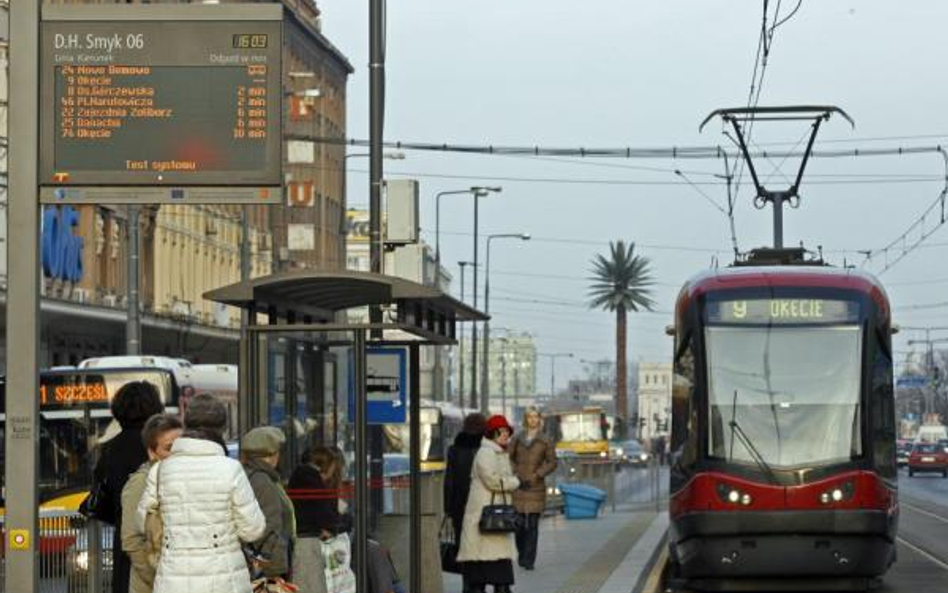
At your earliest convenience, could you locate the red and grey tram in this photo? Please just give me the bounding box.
[668,260,898,589]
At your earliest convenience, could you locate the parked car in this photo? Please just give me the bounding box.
[908,442,948,477]
[611,440,650,467]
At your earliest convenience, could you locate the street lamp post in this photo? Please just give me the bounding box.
[342,152,405,268]
[435,189,477,286]
[468,186,502,411]
[457,260,475,407]
[539,352,574,400]
[482,233,530,414]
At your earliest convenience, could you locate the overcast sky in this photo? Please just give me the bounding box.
[320,0,948,389]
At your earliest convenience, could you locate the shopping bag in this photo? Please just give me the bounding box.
[440,516,461,573]
[321,533,357,593]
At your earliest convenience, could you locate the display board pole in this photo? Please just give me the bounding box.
[409,344,422,593]
[4,1,41,592]
[127,205,141,355]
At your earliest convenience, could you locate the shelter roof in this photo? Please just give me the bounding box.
[203,269,486,324]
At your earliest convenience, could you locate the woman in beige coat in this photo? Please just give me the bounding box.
[508,407,557,570]
[456,415,521,593]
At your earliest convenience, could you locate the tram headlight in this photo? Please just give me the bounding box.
[717,483,753,506]
[819,481,855,505]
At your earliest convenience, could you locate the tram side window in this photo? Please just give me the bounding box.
[870,331,896,478]
[671,336,697,466]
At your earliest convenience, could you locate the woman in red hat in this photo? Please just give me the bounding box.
[456,415,521,593]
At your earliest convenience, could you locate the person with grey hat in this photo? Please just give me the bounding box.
[241,426,296,582]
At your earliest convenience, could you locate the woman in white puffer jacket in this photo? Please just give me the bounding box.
[137,427,266,593]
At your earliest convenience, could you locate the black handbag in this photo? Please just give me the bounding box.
[79,477,116,525]
[440,517,461,573]
[478,480,519,534]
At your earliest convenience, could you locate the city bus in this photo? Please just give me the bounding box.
[80,356,240,441]
[0,367,180,513]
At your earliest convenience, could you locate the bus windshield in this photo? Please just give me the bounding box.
[559,412,604,443]
[706,325,863,469]
[1,368,178,507]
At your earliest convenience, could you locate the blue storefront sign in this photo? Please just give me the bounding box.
[41,205,84,283]
[348,347,408,424]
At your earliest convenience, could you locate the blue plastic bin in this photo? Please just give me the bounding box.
[559,483,606,519]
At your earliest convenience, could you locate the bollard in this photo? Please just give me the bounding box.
[653,458,661,513]
[610,461,617,512]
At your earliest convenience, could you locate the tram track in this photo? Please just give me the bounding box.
[896,499,948,570]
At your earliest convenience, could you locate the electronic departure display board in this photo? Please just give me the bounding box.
[39,5,283,204]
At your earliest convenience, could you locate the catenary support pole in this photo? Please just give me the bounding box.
[5,0,40,591]
[471,197,479,411]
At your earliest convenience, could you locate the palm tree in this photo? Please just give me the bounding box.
[588,241,655,439]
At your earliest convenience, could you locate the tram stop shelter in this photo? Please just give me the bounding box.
[204,269,486,593]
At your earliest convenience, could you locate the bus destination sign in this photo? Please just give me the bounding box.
[707,299,859,325]
[39,5,283,204]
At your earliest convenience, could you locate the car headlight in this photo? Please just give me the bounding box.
[614,448,623,456]
[554,487,561,495]
[639,453,648,461]
[599,451,608,458]
[75,550,89,572]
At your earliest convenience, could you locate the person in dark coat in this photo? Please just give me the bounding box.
[288,446,345,593]
[443,413,487,593]
[92,381,165,593]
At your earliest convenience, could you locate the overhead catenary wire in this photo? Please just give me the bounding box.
[424,228,730,254]
[321,136,948,162]
[862,147,948,275]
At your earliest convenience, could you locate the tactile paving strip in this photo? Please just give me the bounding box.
[552,513,655,593]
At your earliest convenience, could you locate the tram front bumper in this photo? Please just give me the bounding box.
[671,510,897,579]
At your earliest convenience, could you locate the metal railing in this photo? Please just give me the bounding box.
[1,512,113,593]
[554,456,668,513]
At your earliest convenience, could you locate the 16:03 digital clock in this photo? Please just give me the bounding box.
[233,34,268,49]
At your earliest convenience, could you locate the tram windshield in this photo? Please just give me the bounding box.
[706,325,863,469]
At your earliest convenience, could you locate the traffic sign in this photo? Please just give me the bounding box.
[896,375,929,388]
[38,4,283,203]
[348,347,409,424]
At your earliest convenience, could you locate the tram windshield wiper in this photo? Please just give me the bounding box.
[728,390,779,485]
